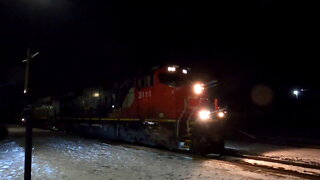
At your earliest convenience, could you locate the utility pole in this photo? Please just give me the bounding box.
[23,48,39,180]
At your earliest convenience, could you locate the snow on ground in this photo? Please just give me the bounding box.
[1,127,303,180]
[225,140,320,166]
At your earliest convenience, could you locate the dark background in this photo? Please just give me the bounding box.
[1,1,319,139]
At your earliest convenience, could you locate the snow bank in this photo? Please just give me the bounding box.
[1,128,302,180]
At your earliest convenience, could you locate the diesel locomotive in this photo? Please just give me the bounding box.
[29,65,227,154]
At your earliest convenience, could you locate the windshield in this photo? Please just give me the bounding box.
[158,73,190,87]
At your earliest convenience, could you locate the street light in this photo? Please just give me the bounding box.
[292,89,300,99]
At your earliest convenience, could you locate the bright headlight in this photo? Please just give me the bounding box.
[198,110,211,121]
[168,66,176,72]
[193,83,204,95]
[217,112,225,118]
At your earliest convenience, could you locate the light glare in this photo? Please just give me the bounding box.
[199,110,211,121]
[193,83,204,95]
[292,89,300,98]
[168,66,176,72]
[182,69,187,74]
[218,112,225,118]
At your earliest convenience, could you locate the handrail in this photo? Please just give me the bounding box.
[176,98,187,138]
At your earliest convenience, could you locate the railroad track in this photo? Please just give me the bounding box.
[213,148,320,179]
[99,137,320,179]
[117,141,320,179]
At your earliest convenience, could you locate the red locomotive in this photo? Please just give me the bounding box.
[31,65,227,154]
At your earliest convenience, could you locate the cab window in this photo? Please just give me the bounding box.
[136,75,153,89]
[158,73,189,87]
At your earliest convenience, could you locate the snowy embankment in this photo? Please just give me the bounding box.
[1,127,302,180]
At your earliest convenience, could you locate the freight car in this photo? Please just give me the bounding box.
[29,65,227,154]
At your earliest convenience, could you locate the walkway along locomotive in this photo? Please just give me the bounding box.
[30,65,227,154]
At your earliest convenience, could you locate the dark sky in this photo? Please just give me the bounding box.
[1,0,320,133]
[0,1,318,101]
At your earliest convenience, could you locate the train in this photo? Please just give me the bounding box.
[27,65,227,154]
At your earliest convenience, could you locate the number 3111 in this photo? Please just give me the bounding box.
[138,91,151,99]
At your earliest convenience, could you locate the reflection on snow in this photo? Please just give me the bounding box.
[0,141,58,180]
[1,129,303,180]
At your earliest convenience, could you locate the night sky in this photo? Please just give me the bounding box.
[0,1,319,134]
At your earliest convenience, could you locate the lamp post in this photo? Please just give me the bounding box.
[22,48,39,180]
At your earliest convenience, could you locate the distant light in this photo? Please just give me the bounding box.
[23,89,27,94]
[93,92,100,97]
[22,118,25,122]
[292,89,300,98]
[182,69,187,74]
[168,66,176,72]
[112,105,114,108]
